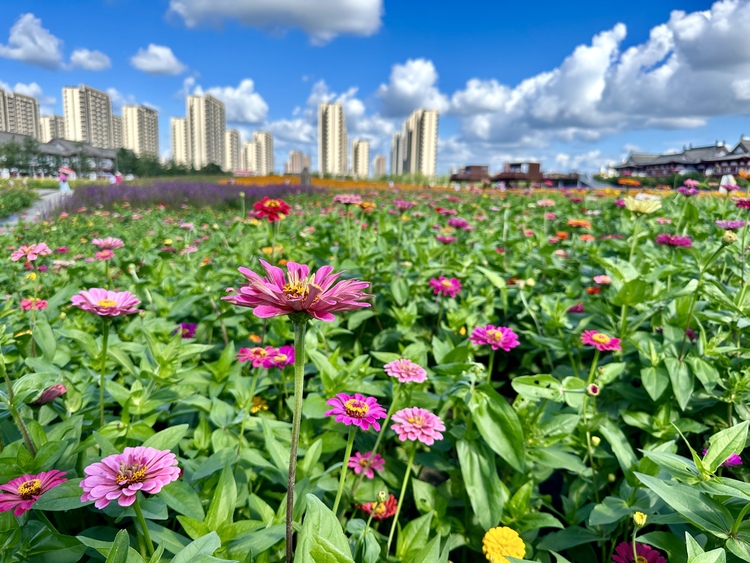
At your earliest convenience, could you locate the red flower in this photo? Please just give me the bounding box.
[358,494,398,520]
[253,197,290,222]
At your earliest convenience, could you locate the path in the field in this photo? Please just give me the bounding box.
[0,189,68,230]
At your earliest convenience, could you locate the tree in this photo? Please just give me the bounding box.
[20,137,40,176]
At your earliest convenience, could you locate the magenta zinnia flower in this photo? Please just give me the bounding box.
[677,186,699,197]
[429,276,462,298]
[702,448,742,467]
[736,199,750,209]
[333,194,363,205]
[325,393,387,431]
[91,237,124,250]
[237,346,277,368]
[716,220,746,230]
[223,260,370,322]
[95,250,115,261]
[33,384,67,404]
[71,288,140,317]
[0,470,67,516]
[470,325,520,352]
[80,446,180,509]
[567,302,585,314]
[384,359,428,384]
[435,235,457,245]
[391,407,446,445]
[447,217,471,230]
[11,243,52,262]
[581,330,622,352]
[264,345,295,368]
[612,542,665,563]
[655,233,692,247]
[348,451,385,479]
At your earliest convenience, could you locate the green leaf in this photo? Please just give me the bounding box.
[457,439,507,530]
[686,357,721,392]
[725,538,750,561]
[204,465,237,531]
[33,318,57,362]
[611,279,651,306]
[641,366,669,401]
[160,480,205,520]
[409,535,445,563]
[664,358,693,411]
[511,375,565,402]
[703,421,749,473]
[396,512,433,561]
[171,532,222,563]
[142,424,189,451]
[468,384,525,471]
[295,494,354,563]
[599,420,638,479]
[537,526,600,551]
[34,478,89,511]
[105,529,131,563]
[477,266,507,290]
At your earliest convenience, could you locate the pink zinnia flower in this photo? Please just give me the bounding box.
[180,246,198,255]
[447,217,471,230]
[470,325,520,352]
[537,199,555,207]
[33,384,67,404]
[614,199,625,208]
[736,199,750,209]
[359,494,398,520]
[581,330,621,352]
[333,194,363,205]
[544,212,557,220]
[384,359,427,384]
[593,275,611,285]
[684,178,700,188]
[223,260,370,322]
[348,451,385,479]
[656,217,672,225]
[237,346,277,368]
[324,393,387,431]
[264,345,295,368]
[436,235,457,245]
[95,250,114,261]
[391,407,445,446]
[10,243,52,262]
[0,470,67,516]
[567,302,585,314]
[91,237,124,250]
[80,447,180,509]
[702,448,742,467]
[20,298,47,311]
[429,276,461,298]
[393,199,415,211]
[71,288,140,317]
[612,542,665,563]
[655,233,692,247]
[55,247,68,253]
[716,220,746,230]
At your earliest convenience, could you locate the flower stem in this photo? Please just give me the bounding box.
[35,510,58,534]
[387,446,417,554]
[0,351,36,456]
[631,526,639,563]
[133,495,154,557]
[286,319,307,563]
[582,349,600,503]
[99,319,110,427]
[355,503,378,559]
[237,368,261,455]
[487,349,496,379]
[332,426,356,516]
[629,216,641,262]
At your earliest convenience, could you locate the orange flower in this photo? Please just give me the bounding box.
[567,219,591,229]
[579,234,595,241]
[277,258,288,266]
[587,287,601,295]
[618,177,641,186]
[249,334,262,343]
[556,231,569,240]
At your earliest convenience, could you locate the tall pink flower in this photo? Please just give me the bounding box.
[72,288,140,317]
[384,359,427,384]
[20,298,47,311]
[91,237,125,250]
[593,275,611,285]
[429,276,461,298]
[11,243,52,262]
[325,393,387,431]
[348,451,385,479]
[470,325,520,352]
[333,194,363,205]
[581,330,621,352]
[95,250,115,261]
[237,346,277,368]
[436,235,457,245]
[391,407,445,445]
[80,446,180,509]
[265,345,295,368]
[223,260,371,322]
[33,384,67,405]
[0,470,67,516]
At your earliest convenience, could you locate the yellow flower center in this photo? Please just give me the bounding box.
[283,280,309,299]
[359,458,369,467]
[275,354,288,363]
[116,463,148,486]
[592,333,611,345]
[441,280,453,288]
[637,558,648,563]
[407,415,426,426]
[373,502,387,515]
[251,396,268,414]
[17,479,42,499]
[486,329,503,341]
[97,299,117,308]
[344,399,370,418]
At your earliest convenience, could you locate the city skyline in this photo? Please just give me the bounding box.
[1,1,749,173]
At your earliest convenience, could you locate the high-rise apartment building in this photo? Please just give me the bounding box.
[186,94,225,169]
[284,150,311,174]
[318,102,347,176]
[373,154,387,177]
[391,109,439,177]
[351,139,370,178]
[40,115,65,142]
[112,115,123,149]
[242,141,255,172]
[171,117,188,165]
[224,129,240,172]
[123,105,159,157]
[62,85,114,148]
[0,90,40,139]
[253,131,274,175]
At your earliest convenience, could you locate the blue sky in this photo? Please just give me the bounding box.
[1,0,749,173]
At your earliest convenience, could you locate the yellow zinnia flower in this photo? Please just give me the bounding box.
[624,197,662,215]
[482,526,525,563]
[251,396,269,414]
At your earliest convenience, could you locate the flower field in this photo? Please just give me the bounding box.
[2,183,750,562]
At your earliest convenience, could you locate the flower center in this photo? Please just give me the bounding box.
[637,557,648,563]
[17,479,42,499]
[97,299,117,308]
[441,280,453,288]
[344,399,370,418]
[266,200,280,209]
[486,329,503,341]
[374,502,387,514]
[252,347,267,357]
[116,462,148,486]
[275,354,287,363]
[592,333,611,344]
[407,415,426,426]
[359,458,369,467]
[283,280,309,299]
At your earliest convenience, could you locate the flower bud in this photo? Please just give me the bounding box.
[377,490,388,503]
[723,231,738,245]
[587,383,601,396]
[633,511,647,527]
[239,192,245,198]
[591,436,601,447]
[33,384,67,405]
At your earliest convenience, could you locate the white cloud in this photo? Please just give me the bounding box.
[196,79,268,123]
[69,48,111,71]
[377,59,450,118]
[168,0,382,44]
[0,13,62,69]
[0,80,56,114]
[107,88,136,111]
[131,44,187,75]
[267,118,315,144]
